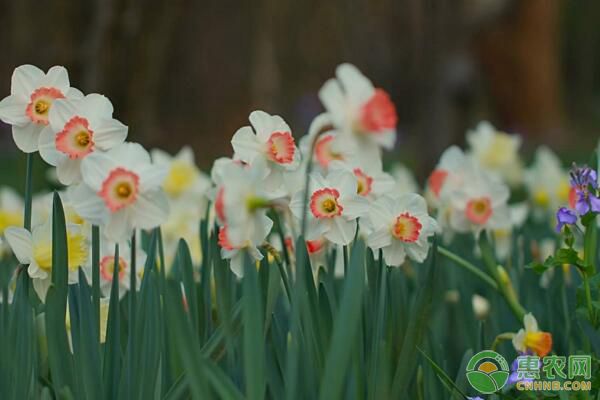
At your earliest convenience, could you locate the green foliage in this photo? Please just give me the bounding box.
[0,197,599,399]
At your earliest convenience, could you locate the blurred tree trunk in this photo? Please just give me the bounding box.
[474,0,564,144]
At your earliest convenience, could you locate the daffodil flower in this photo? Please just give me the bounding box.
[218,224,270,277]
[0,65,82,153]
[289,169,368,245]
[366,193,437,266]
[447,169,511,236]
[466,121,524,186]
[4,218,88,302]
[151,146,211,201]
[84,240,146,299]
[231,111,301,192]
[68,142,169,242]
[524,147,572,223]
[213,160,279,248]
[512,313,553,357]
[38,94,128,185]
[319,63,397,167]
[299,113,356,173]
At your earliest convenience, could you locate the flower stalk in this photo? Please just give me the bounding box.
[479,234,526,322]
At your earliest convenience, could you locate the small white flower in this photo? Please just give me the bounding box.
[214,160,279,248]
[68,142,169,242]
[466,121,523,186]
[289,169,368,245]
[0,65,81,153]
[492,202,528,261]
[447,169,511,236]
[366,193,437,267]
[299,113,356,173]
[426,146,473,207]
[472,294,490,320]
[0,188,23,258]
[38,94,128,185]
[218,223,271,277]
[524,146,572,222]
[4,218,88,302]
[318,63,397,166]
[84,239,146,299]
[512,313,552,357]
[231,111,300,191]
[151,146,211,202]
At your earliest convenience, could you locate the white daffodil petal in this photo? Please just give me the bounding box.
[0,95,28,126]
[130,191,169,230]
[56,159,83,185]
[4,227,33,264]
[12,123,41,153]
[11,64,44,96]
[38,126,62,166]
[93,119,128,150]
[231,126,263,163]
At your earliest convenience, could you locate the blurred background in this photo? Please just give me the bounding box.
[0,0,599,190]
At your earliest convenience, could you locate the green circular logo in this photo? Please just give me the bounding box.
[466,350,510,394]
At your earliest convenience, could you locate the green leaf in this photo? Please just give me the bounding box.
[176,239,199,334]
[318,240,366,400]
[391,239,438,397]
[164,280,243,400]
[243,255,266,400]
[45,192,75,394]
[418,348,468,399]
[103,244,121,400]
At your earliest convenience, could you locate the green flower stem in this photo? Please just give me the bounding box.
[91,225,101,334]
[478,234,526,322]
[300,123,334,239]
[437,246,498,291]
[491,332,515,352]
[583,216,597,325]
[23,153,34,232]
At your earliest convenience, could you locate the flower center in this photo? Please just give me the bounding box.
[465,197,493,225]
[358,89,397,134]
[314,134,344,168]
[100,255,127,281]
[533,190,550,207]
[524,331,553,357]
[310,188,343,218]
[266,131,295,164]
[0,211,23,235]
[33,232,87,272]
[55,116,95,159]
[25,87,65,125]
[99,168,140,212]
[35,100,50,115]
[391,212,422,242]
[353,168,373,196]
[164,161,198,197]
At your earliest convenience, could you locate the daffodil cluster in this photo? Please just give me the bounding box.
[0,65,173,301]
[210,64,438,274]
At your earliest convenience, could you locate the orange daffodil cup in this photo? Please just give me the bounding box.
[69,142,169,242]
[38,93,128,185]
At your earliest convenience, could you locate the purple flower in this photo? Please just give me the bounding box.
[556,207,577,232]
[468,397,484,400]
[570,165,598,190]
[574,191,600,215]
[507,354,539,386]
[569,165,600,215]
